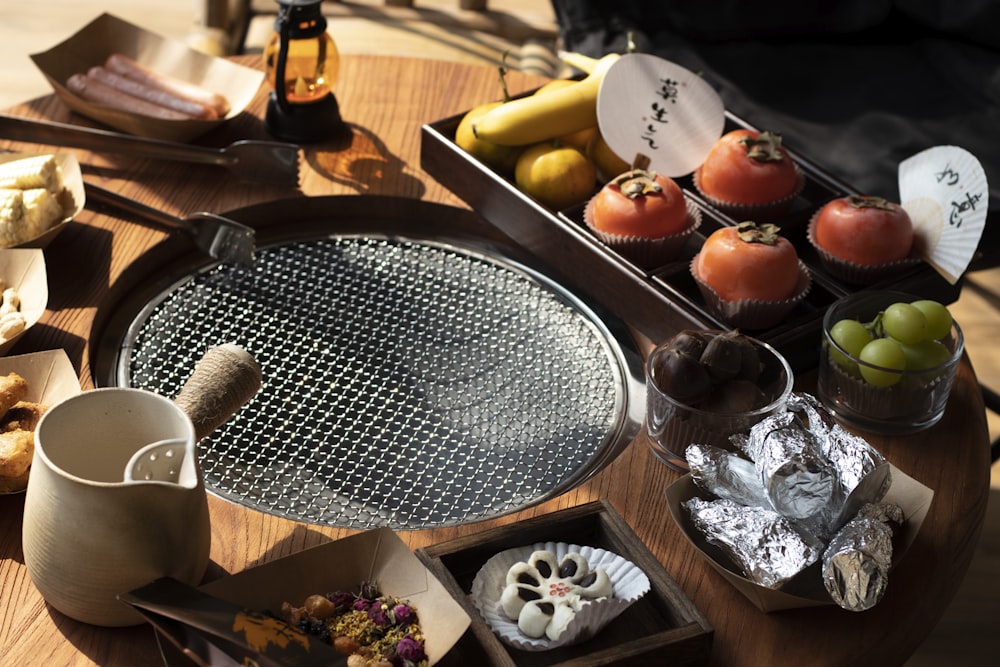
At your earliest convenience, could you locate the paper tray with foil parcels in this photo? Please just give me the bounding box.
[664,464,933,613]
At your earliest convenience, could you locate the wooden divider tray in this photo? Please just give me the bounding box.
[421,107,960,372]
[415,500,714,666]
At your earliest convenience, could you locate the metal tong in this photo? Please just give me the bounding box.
[84,182,255,266]
[0,113,300,188]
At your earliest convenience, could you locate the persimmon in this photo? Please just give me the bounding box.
[589,169,689,237]
[812,194,913,265]
[696,130,799,205]
[693,222,800,301]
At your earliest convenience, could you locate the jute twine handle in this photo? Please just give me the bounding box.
[173,344,262,442]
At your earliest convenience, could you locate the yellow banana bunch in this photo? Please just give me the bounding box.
[471,53,621,147]
[557,50,603,74]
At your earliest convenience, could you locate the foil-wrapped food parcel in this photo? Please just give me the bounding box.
[682,392,902,611]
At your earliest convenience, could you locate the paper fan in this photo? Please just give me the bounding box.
[596,53,725,178]
[898,145,989,284]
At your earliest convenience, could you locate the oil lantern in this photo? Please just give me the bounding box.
[264,0,345,142]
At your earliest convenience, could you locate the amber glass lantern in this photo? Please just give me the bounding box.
[264,0,345,142]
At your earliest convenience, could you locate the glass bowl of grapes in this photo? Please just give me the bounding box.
[817,290,964,434]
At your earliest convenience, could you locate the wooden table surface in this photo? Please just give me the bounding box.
[0,55,991,667]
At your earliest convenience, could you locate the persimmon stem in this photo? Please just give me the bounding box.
[735,221,783,244]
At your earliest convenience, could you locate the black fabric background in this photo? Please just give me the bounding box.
[550,0,1000,263]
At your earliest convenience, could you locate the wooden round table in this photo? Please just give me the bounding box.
[0,54,990,666]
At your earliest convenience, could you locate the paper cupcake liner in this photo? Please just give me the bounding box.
[584,196,701,269]
[693,164,805,224]
[471,541,650,651]
[806,213,923,285]
[826,356,947,421]
[690,257,812,330]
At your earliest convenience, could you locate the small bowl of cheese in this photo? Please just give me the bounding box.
[0,152,84,250]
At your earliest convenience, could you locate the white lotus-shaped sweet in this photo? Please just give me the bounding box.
[499,550,613,640]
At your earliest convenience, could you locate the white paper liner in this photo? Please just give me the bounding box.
[471,541,650,651]
[806,210,922,285]
[583,195,701,268]
[693,163,805,224]
[690,257,812,330]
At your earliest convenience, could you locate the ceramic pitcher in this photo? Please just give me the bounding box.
[22,387,209,626]
[21,344,262,627]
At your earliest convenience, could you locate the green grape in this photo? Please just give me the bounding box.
[827,318,870,373]
[910,299,953,340]
[881,302,928,344]
[858,338,906,387]
[829,318,871,356]
[901,339,952,380]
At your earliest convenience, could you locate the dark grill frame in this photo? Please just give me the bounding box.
[98,208,644,530]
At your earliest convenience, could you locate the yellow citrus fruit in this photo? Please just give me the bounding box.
[587,131,631,180]
[514,141,597,211]
[454,101,523,174]
[560,125,598,151]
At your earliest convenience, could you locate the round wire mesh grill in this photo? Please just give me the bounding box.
[116,235,639,530]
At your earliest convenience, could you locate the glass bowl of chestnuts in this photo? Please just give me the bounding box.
[644,329,794,471]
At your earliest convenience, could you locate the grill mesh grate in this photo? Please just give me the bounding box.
[120,236,635,529]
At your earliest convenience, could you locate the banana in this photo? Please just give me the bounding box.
[472,53,620,147]
[557,50,602,75]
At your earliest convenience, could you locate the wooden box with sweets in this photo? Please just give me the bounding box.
[420,53,977,373]
[415,499,714,666]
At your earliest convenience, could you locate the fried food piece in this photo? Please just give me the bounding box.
[0,429,33,479]
[0,399,45,493]
[0,373,28,415]
[2,401,46,432]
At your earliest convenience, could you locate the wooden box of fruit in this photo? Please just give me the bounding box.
[415,499,713,666]
[419,55,963,372]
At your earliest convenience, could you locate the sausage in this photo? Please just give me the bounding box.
[86,66,218,120]
[104,53,230,117]
[66,73,194,120]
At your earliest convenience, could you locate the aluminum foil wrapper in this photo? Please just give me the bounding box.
[789,393,888,497]
[789,393,892,532]
[740,412,836,521]
[822,502,903,611]
[685,443,770,508]
[684,496,825,589]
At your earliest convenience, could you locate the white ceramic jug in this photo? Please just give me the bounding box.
[22,344,261,627]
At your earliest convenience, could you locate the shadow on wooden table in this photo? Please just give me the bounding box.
[906,484,1000,666]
